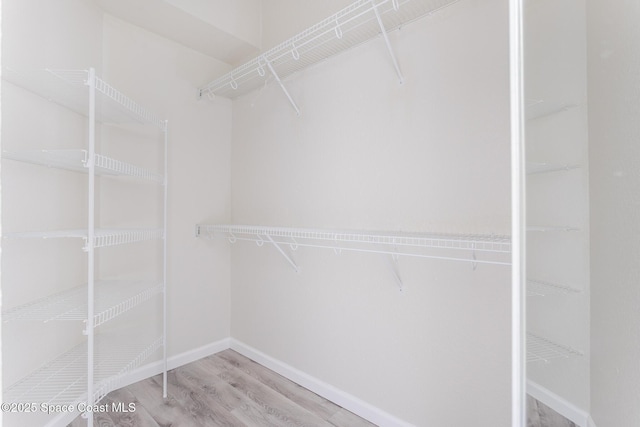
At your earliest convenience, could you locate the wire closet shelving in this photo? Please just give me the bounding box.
[526,279,580,297]
[2,280,164,326]
[2,67,168,427]
[2,149,165,183]
[196,224,512,266]
[4,228,165,251]
[526,333,583,364]
[4,334,164,406]
[198,0,462,114]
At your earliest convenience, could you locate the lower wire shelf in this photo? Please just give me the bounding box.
[2,280,163,327]
[527,279,581,297]
[527,332,583,364]
[3,334,163,406]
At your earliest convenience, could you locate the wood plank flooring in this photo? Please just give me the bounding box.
[67,349,578,427]
[526,395,577,427]
[68,350,377,427]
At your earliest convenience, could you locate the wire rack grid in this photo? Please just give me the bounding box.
[2,228,165,251]
[2,149,164,183]
[526,162,581,175]
[2,67,167,131]
[197,224,511,265]
[3,335,164,405]
[92,75,167,131]
[527,279,580,297]
[199,0,461,99]
[527,333,583,364]
[2,280,163,327]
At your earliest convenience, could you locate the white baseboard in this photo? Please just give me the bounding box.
[116,337,231,389]
[527,380,591,427]
[48,337,411,427]
[230,338,415,427]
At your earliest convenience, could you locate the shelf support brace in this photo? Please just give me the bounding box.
[265,58,302,117]
[372,1,404,84]
[266,235,300,273]
[387,253,403,291]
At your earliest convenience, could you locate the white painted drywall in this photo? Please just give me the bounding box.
[260,0,353,50]
[100,14,233,357]
[587,1,640,426]
[92,0,260,65]
[164,0,261,47]
[230,0,511,425]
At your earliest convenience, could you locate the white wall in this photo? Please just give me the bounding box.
[587,1,640,426]
[260,0,353,50]
[100,15,233,357]
[230,0,511,425]
[164,0,262,48]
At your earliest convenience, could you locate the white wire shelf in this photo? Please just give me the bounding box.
[199,0,461,99]
[2,67,167,131]
[196,224,511,266]
[3,334,163,405]
[2,280,163,326]
[3,228,164,250]
[527,225,581,232]
[2,149,164,184]
[527,333,583,364]
[526,162,580,175]
[526,99,578,121]
[527,279,581,297]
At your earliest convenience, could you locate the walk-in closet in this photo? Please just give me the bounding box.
[1,0,638,426]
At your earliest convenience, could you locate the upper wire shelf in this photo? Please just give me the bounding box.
[199,0,461,99]
[3,333,163,405]
[2,67,167,131]
[527,332,583,364]
[196,224,511,266]
[3,228,164,251]
[2,149,164,184]
[2,280,163,327]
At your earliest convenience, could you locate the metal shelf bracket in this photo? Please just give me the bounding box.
[265,57,302,117]
[266,234,300,273]
[387,253,403,291]
[372,0,404,85]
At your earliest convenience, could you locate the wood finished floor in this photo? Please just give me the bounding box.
[66,349,577,427]
[527,395,577,427]
[68,349,377,427]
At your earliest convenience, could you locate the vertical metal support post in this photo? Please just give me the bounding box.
[372,1,404,84]
[86,67,96,427]
[509,0,526,425]
[162,121,168,399]
[265,59,302,117]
